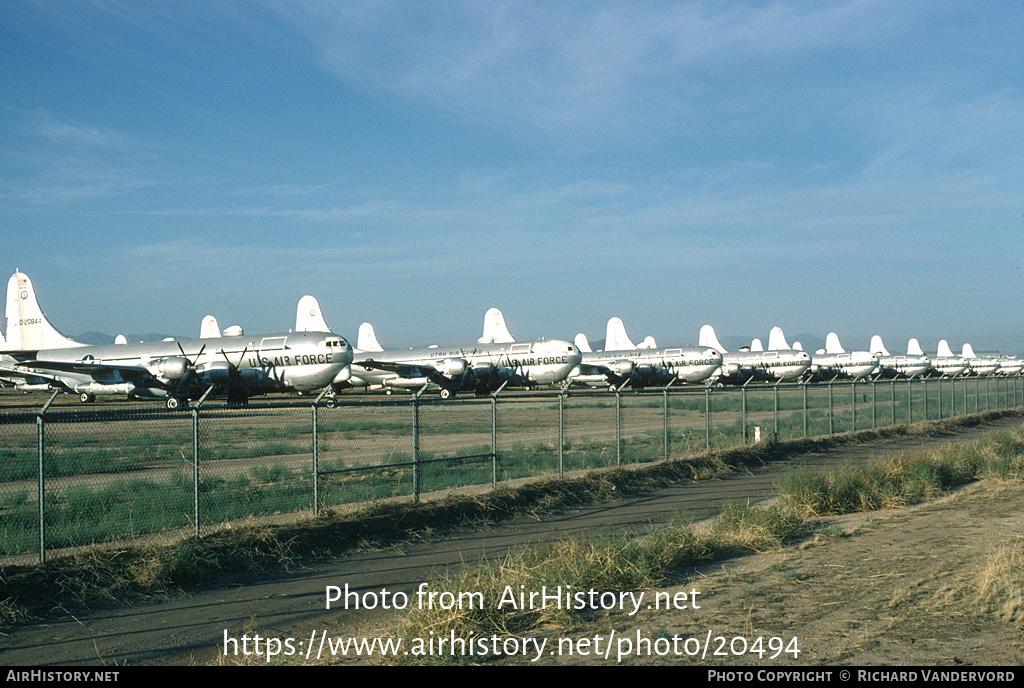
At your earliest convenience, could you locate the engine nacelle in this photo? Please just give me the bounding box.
[197,360,232,384]
[441,358,468,377]
[722,362,741,377]
[154,356,189,381]
[608,359,635,376]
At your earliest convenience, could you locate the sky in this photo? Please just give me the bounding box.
[2,1,1022,353]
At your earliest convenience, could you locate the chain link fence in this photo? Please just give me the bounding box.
[2,375,1022,563]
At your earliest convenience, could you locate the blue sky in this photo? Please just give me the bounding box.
[2,1,1021,353]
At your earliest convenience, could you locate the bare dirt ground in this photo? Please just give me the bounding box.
[1,412,1022,666]
[493,480,1024,666]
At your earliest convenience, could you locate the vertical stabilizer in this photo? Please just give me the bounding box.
[200,315,221,339]
[936,340,955,358]
[605,317,636,351]
[296,295,330,332]
[870,335,891,356]
[114,334,127,345]
[767,326,790,350]
[961,343,977,358]
[478,308,515,343]
[574,333,593,353]
[357,322,384,352]
[699,325,727,354]
[637,336,657,349]
[907,338,925,356]
[751,338,764,352]
[5,271,84,350]
[825,332,845,354]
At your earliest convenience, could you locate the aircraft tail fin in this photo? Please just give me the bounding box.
[357,322,384,352]
[751,338,764,352]
[637,335,657,349]
[937,339,955,358]
[825,332,845,354]
[4,271,85,350]
[574,333,593,353]
[870,335,891,357]
[962,343,977,358]
[767,326,789,350]
[200,315,221,339]
[605,317,636,351]
[699,325,727,354]
[907,338,925,356]
[478,308,515,343]
[296,295,330,332]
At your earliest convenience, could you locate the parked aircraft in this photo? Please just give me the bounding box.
[345,338,582,398]
[869,336,931,379]
[569,317,721,388]
[959,343,1001,377]
[785,331,878,381]
[930,340,970,378]
[0,271,353,407]
[339,310,581,398]
[699,325,811,384]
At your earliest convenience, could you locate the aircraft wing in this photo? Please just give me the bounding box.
[357,359,464,390]
[6,359,156,387]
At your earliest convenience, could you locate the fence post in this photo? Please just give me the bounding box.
[491,381,506,488]
[851,381,856,432]
[615,387,622,466]
[411,386,427,502]
[828,382,833,436]
[803,383,808,437]
[705,387,710,451]
[871,379,877,429]
[192,407,200,536]
[559,392,565,478]
[35,390,58,564]
[890,380,895,425]
[773,384,779,442]
[741,385,747,443]
[907,378,913,423]
[312,389,329,516]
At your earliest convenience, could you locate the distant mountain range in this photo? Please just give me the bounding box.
[75,331,182,346]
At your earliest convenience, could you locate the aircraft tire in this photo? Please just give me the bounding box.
[439,389,453,400]
[80,393,96,403]
[165,397,183,410]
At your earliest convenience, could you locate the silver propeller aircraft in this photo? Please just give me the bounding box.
[0,271,353,407]
[958,343,1001,377]
[869,336,931,378]
[699,325,811,384]
[342,313,582,398]
[770,329,878,381]
[569,317,721,389]
[930,340,970,378]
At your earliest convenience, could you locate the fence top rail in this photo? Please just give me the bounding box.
[0,376,1018,423]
